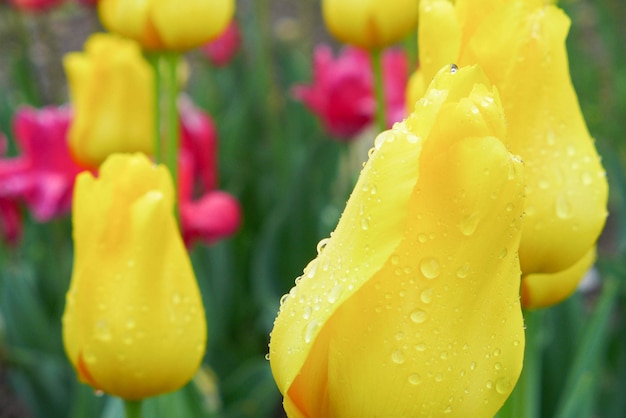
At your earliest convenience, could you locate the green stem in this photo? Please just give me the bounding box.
[370,48,386,133]
[162,52,181,195]
[123,399,143,418]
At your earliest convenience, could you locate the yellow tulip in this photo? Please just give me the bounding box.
[322,0,419,49]
[270,65,525,417]
[408,0,608,308]
[64,33,154,169]
[98,0,235,51]
[62,153,206,400]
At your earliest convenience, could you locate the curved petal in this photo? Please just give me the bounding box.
[270,65,525,417]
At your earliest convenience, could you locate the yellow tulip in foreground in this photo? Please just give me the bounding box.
[322,0,418,49]
[62,153,206,400]
[270,65,525,417]
[408,0,608,309]
[65,33,154,169]
[98,0,235,51]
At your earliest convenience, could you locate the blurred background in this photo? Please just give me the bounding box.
[0,0,624,417]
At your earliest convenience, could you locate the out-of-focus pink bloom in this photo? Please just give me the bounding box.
[293,45,410,139]
[0,133,22,245]
[178,98,241,246]
[199,20,241,67]
[0,106,83,223]
[10,0,65,12]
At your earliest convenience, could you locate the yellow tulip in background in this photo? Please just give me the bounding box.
[322,0,419,49]
[98,0,235,51]
[64,33,155,169]
[407,0,608,309]
[270,65,526,417]
[62,153,207,400]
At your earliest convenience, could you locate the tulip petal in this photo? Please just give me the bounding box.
[460,4,608,276]
[271,65,525,417]
[63,154,206,400]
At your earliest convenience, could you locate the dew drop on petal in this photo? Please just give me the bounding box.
[410,310,427,323]
[304,319,321,344]
[460,212,479,236]
[327,284,343,304]
[496,377,512,394]
[556,193,573,219]
[391,349,405,364]
[420,288,433,304]
[408,373,421,385]
[456,263,469,279]
[420,258,440,279]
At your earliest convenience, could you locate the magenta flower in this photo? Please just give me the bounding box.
[293,45,409,139]
[199,20,241,67]
[0,106,83,224]
[178,98,241,246]
[10,0,65,12]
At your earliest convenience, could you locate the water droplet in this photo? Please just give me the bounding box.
[303,306,312,320]
[420,288,433,304]
[361,217,370,230]
[493,348,501,357]
[279,294,289,306]
[415,343,426,352]
[304,319,321,344]
[435,373,443,382]
[391,349,405,364]
[126,319,136,329]
[95,320,111,342]
[418,233,428,243]
[420,258,440,279]
[440,351,448,360]
[408,373,421,385]
[456,263,469,279]
[499,248,508,259]
[450,64,458,74]
[486,380,494,389]
[84,352,97,364]
[581,171,593,185]
[460,212,480,236]
[264,353,270,361]
[444,405,452,414]
[470,361,476,371]
[327,284,344,304]
[410,310,427,323]
[370,185,377,195]
[556,193,572,219]
[316,238,330,254]
[172,293,181,305]
[127,259,135,268]
[513,340,520,347]
[391,255,400,265]
[494,362,502,370]
[496,377,512,394]
[538,178,550,189]
[94,389,104,397]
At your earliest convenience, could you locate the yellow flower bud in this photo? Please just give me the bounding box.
[322,0,419,49]
[408,0,609,308]
[62,153,207,400]
[98,0,235,52]
[64,33,155,169]
[270,65,525,417]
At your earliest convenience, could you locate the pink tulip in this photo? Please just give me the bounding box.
[0,106,83,224]
[10,0,65,12]
[200,20,241,67]
[178,98,241,246]
[293,45,410,139]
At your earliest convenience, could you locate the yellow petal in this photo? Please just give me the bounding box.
[522,247,596,310]
[270,65,525,417]
[460,4,608,276]
[322,0,419,49]
[63,153,206,400]
[65,33,155,169]
[150,0,234,51]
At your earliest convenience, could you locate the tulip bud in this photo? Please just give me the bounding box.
[62,153,206,400]
[64,33,155,169]
[98,0,235,52]
[408,0,608,308]
[322,0,418,49]
[270,65,525,417]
